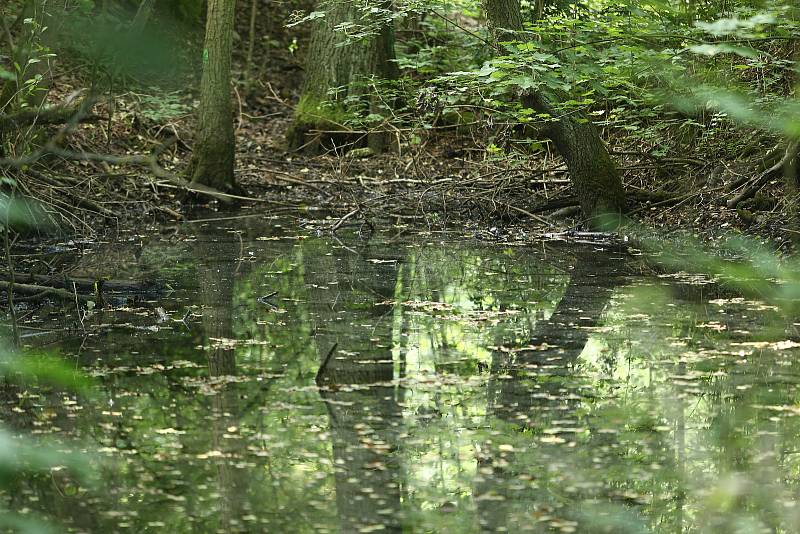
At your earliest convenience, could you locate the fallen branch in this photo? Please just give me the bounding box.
[727,141,799,209]
[4,282,92,303]
[266,169,328,195]
[0,272,161,294]
[475,195,554,226]
[529,196,579,214]
[0,101,100,133]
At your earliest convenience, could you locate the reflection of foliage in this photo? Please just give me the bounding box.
[0,199,93,533]
[9,223,800,532]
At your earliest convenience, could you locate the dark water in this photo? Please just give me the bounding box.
[4,215,800,533]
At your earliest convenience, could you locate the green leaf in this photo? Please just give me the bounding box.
[689,43,761,59]
[476,63,498,77]
[0,351,93,393]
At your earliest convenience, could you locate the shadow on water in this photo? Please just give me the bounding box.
[5,216,800,532]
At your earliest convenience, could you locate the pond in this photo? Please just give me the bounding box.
[4,213,800,533]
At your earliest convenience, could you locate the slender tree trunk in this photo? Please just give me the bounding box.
[534,0,545,20]
[189,0,237,191]
[132,0,157,33]
[483,0,626,222]
[287,0,399,153]
[244,0,258,89]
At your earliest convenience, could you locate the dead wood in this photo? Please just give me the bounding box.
[727,141,800,209]
[0,103,100,134]
[4,282,92,303]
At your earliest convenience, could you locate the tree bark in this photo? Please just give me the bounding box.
[483,0,626,223]
[189,0,237,191]
[287,0,399,153]
[534,0,545,20]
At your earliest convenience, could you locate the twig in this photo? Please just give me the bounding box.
[315,343,338,385]
[3,209,18,347]
[73,282,85,332]
[330,208,359,234]
[265,169,328,195]
[476,195,555,226]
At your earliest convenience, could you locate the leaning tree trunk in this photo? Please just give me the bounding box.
[287,0,399,153]
[131,0,157,33]
[189,0,237,191]
[483,0,625,222]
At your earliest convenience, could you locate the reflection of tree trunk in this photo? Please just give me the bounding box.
[313,245,404,532]
[197,229,238,375]
[476,246,627,531]
[675,361,685,534]
[195,227,249,531]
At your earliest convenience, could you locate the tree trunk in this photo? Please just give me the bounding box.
[287,0,399,153]
[534,0,545,21]
[131,0,157,33]
[189,0,237,191]
[782,140,800,239]
[483,0,626,223]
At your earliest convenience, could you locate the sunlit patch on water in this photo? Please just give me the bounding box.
[3,216,800,532]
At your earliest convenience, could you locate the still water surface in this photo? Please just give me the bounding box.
[5,215,800,533]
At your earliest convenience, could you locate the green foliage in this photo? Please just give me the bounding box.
[294,0,798,161]
[0,199,93,532]
[52,12,182,87]
[137,92,192,122]
[0,7,56,116]
[0,193,50,232]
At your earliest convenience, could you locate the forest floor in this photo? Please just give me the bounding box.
[16,17,795,255]
[36,84,791,251]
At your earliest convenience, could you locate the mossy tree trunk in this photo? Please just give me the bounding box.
[287,0,399,153]
[189,0,237,192]
[483,0,626,222]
